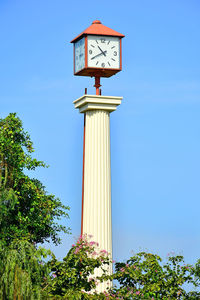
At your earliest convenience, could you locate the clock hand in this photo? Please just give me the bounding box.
[98,45,106,56]
[91,50,107,60]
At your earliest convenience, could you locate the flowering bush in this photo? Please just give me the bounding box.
[109,252,200,299]
[1,238,200,299]
[45,234,111,298]
[41,243,200,299]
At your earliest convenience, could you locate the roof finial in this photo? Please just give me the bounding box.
[92,20,101,24]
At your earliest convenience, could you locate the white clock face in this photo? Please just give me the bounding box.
[87,35,120,69]
[75,37,85,73]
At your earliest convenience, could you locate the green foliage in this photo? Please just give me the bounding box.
[43,249,200,299]
[1,237,200,299]
[0,239,52,300]
[0,113,70,245]
[44,235,111,298]
[193,258,200,286]
[110,252,200,299]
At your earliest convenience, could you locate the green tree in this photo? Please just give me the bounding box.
[0,113,70,245]
[1,237,200,299]
[0,239,52,300]
[110,252,200,299]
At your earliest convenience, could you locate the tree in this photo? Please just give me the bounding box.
[1,237,200,299]
[0,113,70,245]
[0,239,52,300]
[41,246,200,299]
[110,252,200,299]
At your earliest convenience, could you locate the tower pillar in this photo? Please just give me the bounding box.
[74,94,122,292]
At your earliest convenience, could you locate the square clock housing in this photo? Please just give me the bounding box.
[71,20,124,78]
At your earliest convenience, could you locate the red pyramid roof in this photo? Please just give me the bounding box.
[71,20,125,43]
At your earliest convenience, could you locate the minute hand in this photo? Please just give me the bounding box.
[91,50,107,60]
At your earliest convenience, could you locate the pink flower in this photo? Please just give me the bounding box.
[74,248,79,254]
[136,291,140,295]
[72,244,75,247]
[52,273,57,278]
[155,269,158,273]
[89,241,96,246]
[120,267,125,272]
[101,249,108,255]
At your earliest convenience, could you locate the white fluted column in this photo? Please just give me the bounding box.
[74,95,122,292]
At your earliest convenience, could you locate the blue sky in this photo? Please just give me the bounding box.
[0,0,200,264]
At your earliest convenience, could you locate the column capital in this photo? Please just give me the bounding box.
[73,94,122,113]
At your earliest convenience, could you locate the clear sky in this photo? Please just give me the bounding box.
[0,0,200,264]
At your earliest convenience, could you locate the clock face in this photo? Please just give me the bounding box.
[75,37,85,73]
[87,35,120,69]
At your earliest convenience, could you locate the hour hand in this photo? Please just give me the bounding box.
[98,46,106,56]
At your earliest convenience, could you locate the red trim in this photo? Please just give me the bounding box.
[81,114,86,235]
[85,36,88,68]
[120,39,122,70]
[73,44,75,74]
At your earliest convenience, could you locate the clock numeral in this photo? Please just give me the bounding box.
[111,58,115,61]
[111,46,115,49]
[96,61,99,65]
[89,50,92,54]
[101,38,105,43]
[91,44,95,48]
[108,62,111,66]
[107,40,110,45]
[96,40,99,44]
[113,51,117,56]
[101,63,105,68]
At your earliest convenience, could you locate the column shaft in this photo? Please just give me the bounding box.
[83,110,112,257]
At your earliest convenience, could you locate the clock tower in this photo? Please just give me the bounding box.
[71,20,124,292]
